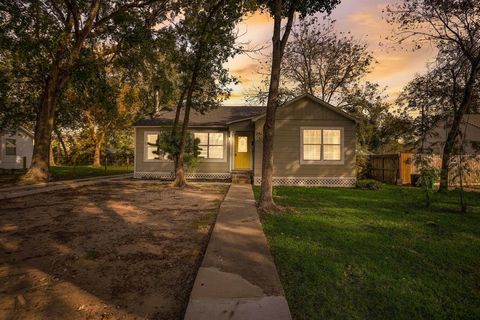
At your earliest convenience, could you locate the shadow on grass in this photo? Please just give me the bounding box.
[256,185,480,320]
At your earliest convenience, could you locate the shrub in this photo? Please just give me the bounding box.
[356,179,382,190]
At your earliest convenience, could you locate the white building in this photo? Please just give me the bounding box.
[0,127,34,170]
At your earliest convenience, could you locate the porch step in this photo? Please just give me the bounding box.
[231,171,252,184]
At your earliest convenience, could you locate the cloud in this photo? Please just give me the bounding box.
[223,0,437,105]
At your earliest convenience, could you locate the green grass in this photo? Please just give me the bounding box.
[254,185,480,320]
[49,165,132,181]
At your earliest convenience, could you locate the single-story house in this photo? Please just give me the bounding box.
[133,94,357,187]
[0,127,34,170]
[418,114,480,154]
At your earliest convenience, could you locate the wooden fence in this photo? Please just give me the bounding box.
[369,153,480,186]
[369,153,414,185]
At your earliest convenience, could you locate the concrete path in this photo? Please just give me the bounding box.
[184,184,292,320]
[0,173,132,200]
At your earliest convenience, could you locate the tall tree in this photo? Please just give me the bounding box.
[0,0,170,182]
[171,0,248,187]
[282,17,373,105]
[387,0,480,192]
[344,82,413,155]
[257,0,341,212]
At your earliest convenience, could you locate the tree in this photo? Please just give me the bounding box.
[171,0,248,187]
[343,82,413,176]
[387,0,480,192]
[283,17,373,105]
[256,0,341,212]
[0,0,171,182]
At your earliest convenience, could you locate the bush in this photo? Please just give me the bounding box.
[356,179,382,190]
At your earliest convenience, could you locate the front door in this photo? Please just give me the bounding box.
[234,132,251,170]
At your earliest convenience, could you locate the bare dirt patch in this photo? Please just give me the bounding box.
[0,181,228,320]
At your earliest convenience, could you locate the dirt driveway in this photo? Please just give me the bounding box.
[0,180,228,320]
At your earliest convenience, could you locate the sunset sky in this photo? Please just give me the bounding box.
[223,0,438,105]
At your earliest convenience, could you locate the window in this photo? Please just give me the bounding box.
[194,132,224,159]
[144,132,167,161]
[5,138,16,156]
[301,128,342,163]
[237,136,248,153]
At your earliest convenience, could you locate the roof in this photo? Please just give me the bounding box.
[251,94,357,122]
[134,106,267,127]
[133,94,356,127]
[1,126,34,138]
[465,114,480,128]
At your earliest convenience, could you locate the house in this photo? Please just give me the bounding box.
[0,127,34,170]
[133,94,357,187]
[418,114,480,154]
[414,114,480,185]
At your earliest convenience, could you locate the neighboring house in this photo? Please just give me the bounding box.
[133,94,357,187]
[419,114,480,154]
[414,114,480,185]
[0,127,34,170]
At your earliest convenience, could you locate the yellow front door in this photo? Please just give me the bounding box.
[234,133,251,169]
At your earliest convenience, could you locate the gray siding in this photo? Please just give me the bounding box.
[254,98,356,177]
[135,127,230,174]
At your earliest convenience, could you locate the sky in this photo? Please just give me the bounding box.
[223,0,438,106]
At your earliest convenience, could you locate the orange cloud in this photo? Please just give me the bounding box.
[223,1,437,105]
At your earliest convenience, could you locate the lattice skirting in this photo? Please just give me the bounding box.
[253,176,356,187]
[134,171,231,180]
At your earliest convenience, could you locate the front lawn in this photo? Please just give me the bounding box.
[254,185,480,320]
[49,165,132,180]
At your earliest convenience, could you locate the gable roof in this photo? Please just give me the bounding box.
[465,114,480,128]
[134,106,267,127]
[251,94,357,122]
[133,94,356,127]
[1,126,34,138]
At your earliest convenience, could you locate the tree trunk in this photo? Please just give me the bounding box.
[259,0,294,212]
[173,79,196,187]
[439,64,478,192]
[22,70,68,183]
[54,127,68,160]
[49,141,56,167]
[93,140,102,167]
[172,88,187,174]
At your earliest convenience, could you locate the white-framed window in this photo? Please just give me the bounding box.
[5,138,16,156]
[144,132,169,161]
[194,132,225,160]
[300,127,343,164]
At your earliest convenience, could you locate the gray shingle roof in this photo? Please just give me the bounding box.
[134,106,267,127]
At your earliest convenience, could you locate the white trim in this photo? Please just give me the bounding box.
[233,131,253,170]
[134,171,231,180]
[300,127,344,165]
[143,131,171,163]
[193,131,228,163]
[253,176,356,187]
[134,127,137,173]
[229,131,234,172]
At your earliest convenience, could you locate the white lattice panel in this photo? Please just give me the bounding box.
[253,176,356,187]
[134,171,231,180]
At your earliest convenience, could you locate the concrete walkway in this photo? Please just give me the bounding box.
[184,184,292,320]
[0,173,132,200]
